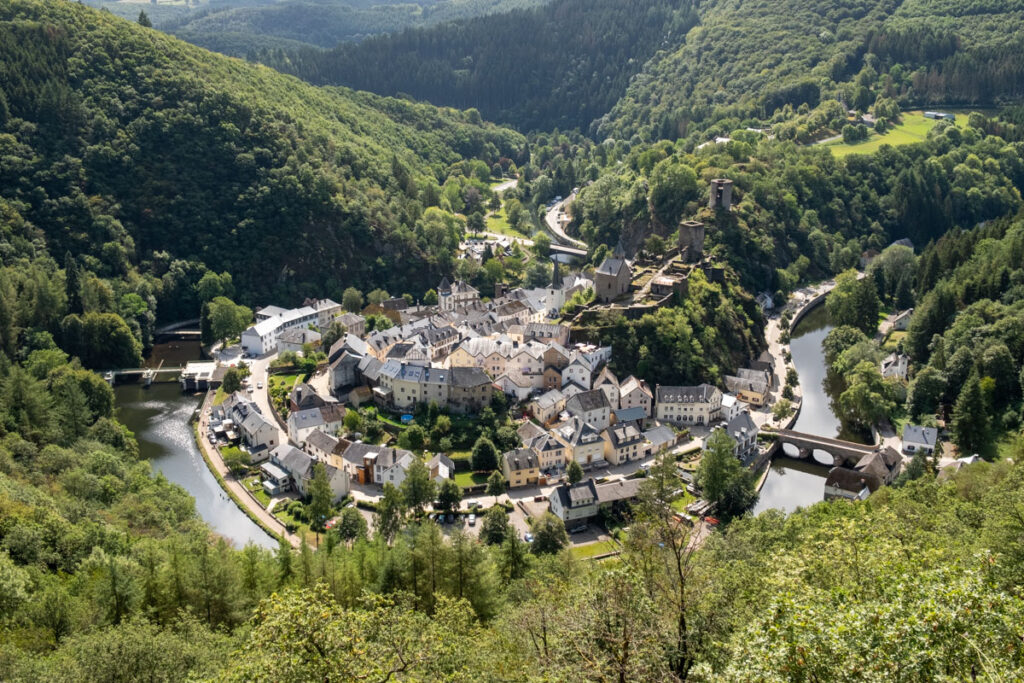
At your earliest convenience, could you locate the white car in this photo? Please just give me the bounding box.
[468,514,476,526]
[256,381,263,389]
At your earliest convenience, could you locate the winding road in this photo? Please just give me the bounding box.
[543,192,587,249]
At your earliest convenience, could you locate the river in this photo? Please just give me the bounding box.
[114,340,276,549]
[753,303,837,515]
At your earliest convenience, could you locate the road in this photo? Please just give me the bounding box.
[492,177,518,194]
[543,192,587,248]
[196,391,302,548]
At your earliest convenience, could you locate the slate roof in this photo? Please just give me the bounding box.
[566,389,611,414]
[903,425,938,447]
[503,448,539,471]
[594,478,642,504]
[657,384,719,403]
[596,257,628,277]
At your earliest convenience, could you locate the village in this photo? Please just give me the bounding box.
[185,179,944,551]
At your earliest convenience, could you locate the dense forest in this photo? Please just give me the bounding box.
[259,0,699,132]
[163,0,546,55]
[0,0,527,325]
[252,0,1024,138]
[601,0,1024,142]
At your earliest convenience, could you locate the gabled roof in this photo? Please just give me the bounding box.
[533,389,565,410]
[503,448,539,471]
[272,445,314,480]
[594,478,642,504]
[596,257,629,278]
[605,422,645,449]
[566,389,611,414]
[619,375,651,398]
[342,443,415,470]
[449,365,491,388]
[725,411,757,441]
[290,382,325,410]
[613,407,647,423]
[305,430,342,455]
[428,453,455,480]
[290,407,325,430]
[555,480,598,509]
[903,425,938,447]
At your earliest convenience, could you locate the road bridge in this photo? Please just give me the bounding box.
[770,428,876,467]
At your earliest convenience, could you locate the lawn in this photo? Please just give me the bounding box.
[485,207,529,239]
[669,489,696,513]
[826,111,966,158]
[268,373,303,392]
[212,386,228,405]
[244,476,272,507]
[454,471,490,488]
[882,330,907,352]
[569,539,619,560]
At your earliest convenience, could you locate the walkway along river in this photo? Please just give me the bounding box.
[754,302,859,514]
[114,381,276,549]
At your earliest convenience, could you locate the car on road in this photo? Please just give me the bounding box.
[256,381,263,389]
[468,514,476,526]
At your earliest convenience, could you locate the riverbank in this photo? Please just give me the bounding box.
[193,390,302,548]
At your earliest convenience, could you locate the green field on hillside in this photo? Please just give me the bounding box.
[827,111,968,157]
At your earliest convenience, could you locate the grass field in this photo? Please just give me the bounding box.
[826,111,967,157]
[569,540,619,560]
[485,207,529,239]
[454,471,490,488]
[882,330,907,352]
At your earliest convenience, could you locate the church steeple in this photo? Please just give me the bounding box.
[550,257,561,288]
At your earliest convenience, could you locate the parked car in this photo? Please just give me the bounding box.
[523,532,534,543]
[446,514,455,524]
[428,513,437,522]
[569,524,587,534]
[533,495,545,502]
[468,514,477,526]
[256,381,263,389]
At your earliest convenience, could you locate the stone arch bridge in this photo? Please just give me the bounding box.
[771,428,877,467]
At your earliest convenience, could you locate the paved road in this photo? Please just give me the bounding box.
[543,192,587,248]
[492,177,519,194]
[197,392,302,548]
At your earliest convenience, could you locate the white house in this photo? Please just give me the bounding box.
[288,405,344,446]
[270,445,349,502]
[241,305,318,356]
[902,425,938,455]
[881,352,909,380]
[720,393,746,423]
[565,389,612,432]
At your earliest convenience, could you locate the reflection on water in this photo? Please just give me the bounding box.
[753,457,830,515]
[115,382,275,549]
[755,303,842,514]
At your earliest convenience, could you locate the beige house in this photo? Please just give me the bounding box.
[594,257,632,303]
[602,422,646,466]
[502,448,540,488]
[619,375,653,416]
[528,389,566,425]
[655,384,722,426]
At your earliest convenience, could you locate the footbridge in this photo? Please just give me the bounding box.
[770,428,877,468]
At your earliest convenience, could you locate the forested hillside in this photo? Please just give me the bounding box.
[260,0,699,132]
[601,0,1024,141]
[0,0,524,323]
[161,0,546,55]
